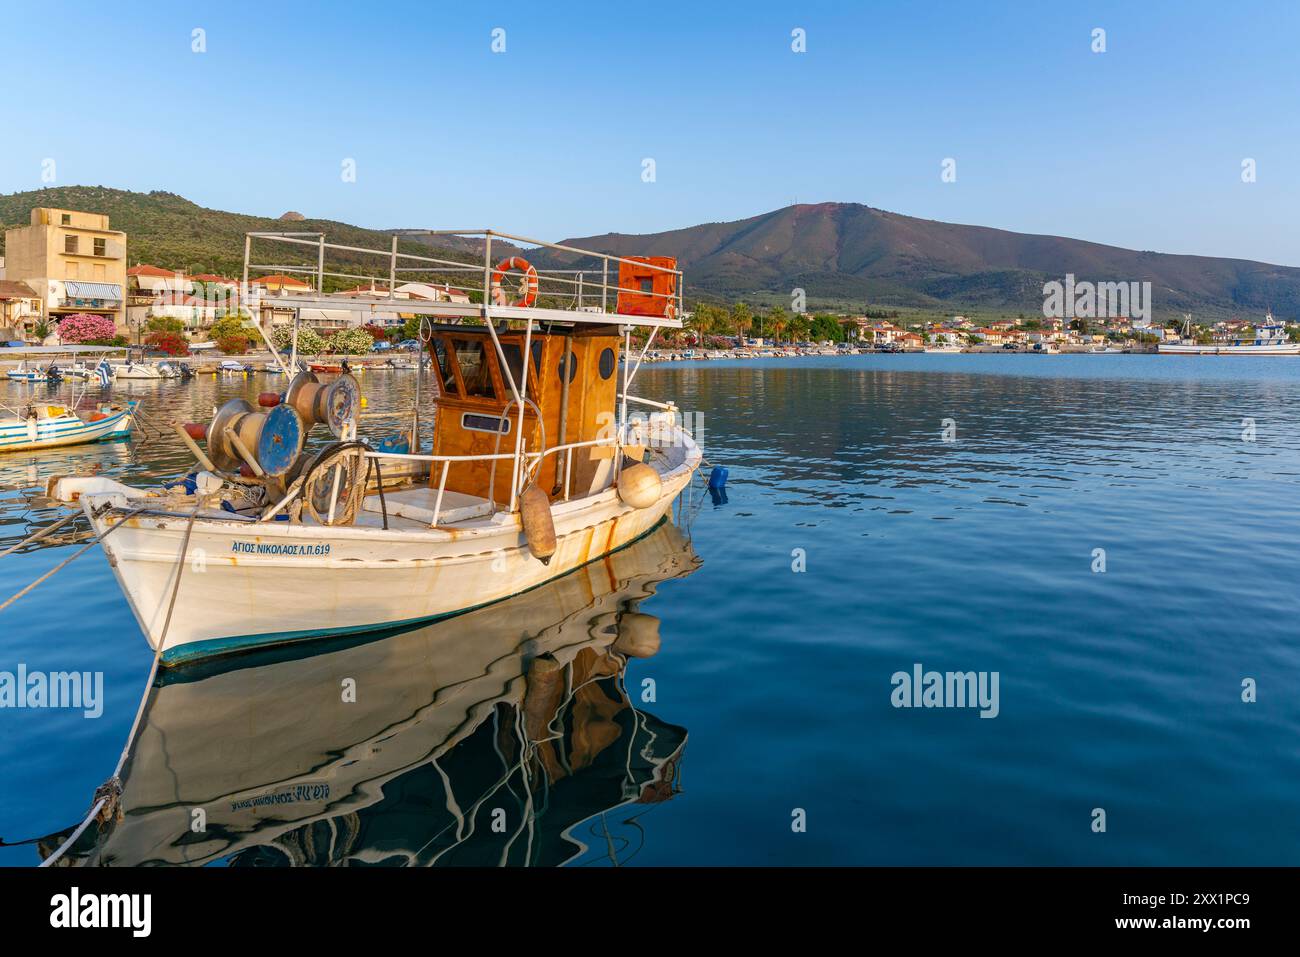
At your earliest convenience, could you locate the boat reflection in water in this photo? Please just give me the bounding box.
[51,521,699,867]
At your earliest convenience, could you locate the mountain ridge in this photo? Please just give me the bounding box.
[2,186,1295,319]
[550,201,1300,318]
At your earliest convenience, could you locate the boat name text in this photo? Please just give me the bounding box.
[231,541,331,556]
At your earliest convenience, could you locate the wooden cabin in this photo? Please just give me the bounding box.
[425,323,622,504]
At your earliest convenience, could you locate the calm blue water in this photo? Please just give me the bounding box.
[2,354,1298,865]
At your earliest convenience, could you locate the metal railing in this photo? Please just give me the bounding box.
[257,432,627,527]
[241,228,684,328]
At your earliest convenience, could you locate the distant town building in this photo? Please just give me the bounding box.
[0,280,43,339]
[2,207,128,333]
[248,273,315,328]
[839,316,872,341]
[125,265,245,333]
[928,327,966,346]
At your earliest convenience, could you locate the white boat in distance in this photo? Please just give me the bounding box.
[1159,312,1300,354]
[1,399,135,452]
[5,360,54,382]
[50,228,699,666]
[112,356,185,379]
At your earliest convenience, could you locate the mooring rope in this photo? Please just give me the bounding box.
[39,502,201,868]
[0,508,143,614]
[0,512,79,560]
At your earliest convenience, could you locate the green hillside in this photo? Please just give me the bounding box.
[0,186,476,293]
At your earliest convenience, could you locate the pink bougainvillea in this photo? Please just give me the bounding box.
[58,313,118,343]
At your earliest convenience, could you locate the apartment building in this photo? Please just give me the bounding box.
[2,207,128,333]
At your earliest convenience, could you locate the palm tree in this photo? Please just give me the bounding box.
[767,306,789,344]
[730,302,753,343]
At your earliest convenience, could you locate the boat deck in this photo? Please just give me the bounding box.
[357,486,495,530]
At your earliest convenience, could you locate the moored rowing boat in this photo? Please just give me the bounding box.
[0,401,135,452]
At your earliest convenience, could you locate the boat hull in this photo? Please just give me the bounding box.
[0,407,133,452]
[84,454,697,665]
[114,365,163,379]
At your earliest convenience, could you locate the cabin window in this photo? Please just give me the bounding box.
[639,278,653,293]
[599,347,616,379]
[452,338,496,399]
[499,342,538,396]
[462,412,511,435]
[433,338,457,394]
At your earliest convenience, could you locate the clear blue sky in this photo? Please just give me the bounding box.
[4,0,1298,264]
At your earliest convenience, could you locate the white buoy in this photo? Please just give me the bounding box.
[617,462,661,509]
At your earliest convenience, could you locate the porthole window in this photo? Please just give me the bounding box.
[598,347,616,379]
[558,350,577,383]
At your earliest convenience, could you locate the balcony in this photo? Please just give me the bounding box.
[56,281,122,311]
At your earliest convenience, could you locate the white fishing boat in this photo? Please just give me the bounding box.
[1159,312,1300,355]
[113,358,164,380]
[5,360,54,383]
[2,345,124,386]
[0,399,136,452]
[49,228,699,667]
[61,361,101,380]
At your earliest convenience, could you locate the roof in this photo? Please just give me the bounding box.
[252,274,311,288]
[0,280,38,300]
[189,274,238,284]
[127,264,178,278]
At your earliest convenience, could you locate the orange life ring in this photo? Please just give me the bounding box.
[490,256,539,307]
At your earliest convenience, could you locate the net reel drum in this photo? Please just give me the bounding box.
[205,399,305,478]
[285,370,360,438]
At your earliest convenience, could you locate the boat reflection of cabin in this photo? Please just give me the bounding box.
[426,323,621,503]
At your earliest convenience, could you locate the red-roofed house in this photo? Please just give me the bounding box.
[127,263,189,295]
[251,274,313,294]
